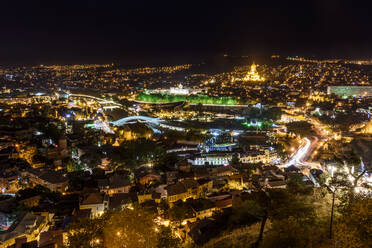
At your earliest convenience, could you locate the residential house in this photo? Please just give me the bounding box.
[190,199,216,220]
[135,168,161,185]
[109,193,138,210]
[138,192,161,204]
[79,192,109,218]
[0,212,47,248]
[166,179,212,203]
[21,168,68,193]
[98,174,131,196]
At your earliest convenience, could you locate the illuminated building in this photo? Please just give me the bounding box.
[188,153,233,166]
[147,84,202,96]
[0,213,47,247]
[240,149,277,164]
[232,62,265,82]
[79,192,109,218]
[169,84,190,95]
[327,86,372,98]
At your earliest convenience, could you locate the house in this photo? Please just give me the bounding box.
[19,195,42,208]
[177,162,192,173]
[209,166,233,177]
[215,197,232,209]
[187,218,225,246]
[166,171,178,184]
[109,193,137,210]
[79,192,109,218]
[166,179,212,203]
[137,193,153,204]
[166,183,188,203]
[197,179,213,195]
[212,178,228,192]
[208,194,233,210]
[256,165,286,189]
[98,174,131,196]
[38,229,64,248]
[0,169,20,194]
[181,179,199,197]
[265,180,287,189]
[0,213,47,248]
[240,147,277,164]
[21,168,68,193]
[135,168,161,185]
[190,199,216,220]
[193,168,210,180]
[138,192,161,204]
[138,173,161,185]
[284,165,301,174]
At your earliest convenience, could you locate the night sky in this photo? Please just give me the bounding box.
[1,0,372,65]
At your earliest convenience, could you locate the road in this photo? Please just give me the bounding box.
[280,136,321,186]
[283,137,321,169]
[69,93,123,107]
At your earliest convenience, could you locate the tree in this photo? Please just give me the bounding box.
[332,150,369,195]
[333,194,372,248]
[286,173,313,195]
[159,199,170,215]
[249,191,270,248]
[286,121,314,138]
[319,167,344,240]
[66,158,83,172]
[325,149,371,242]
[81,152,101,169]
[245,188,316,248]
[168,203,192,223]
[16,185,51,200]
[242,107,261,119]
[156,152,179,172]
[67,172,86,191]
[119,138,166,168]
[67,208,160,248]
[260,216,328,248]
[156,226,181,248]
[103,209,158,248]
[66,215,108,248]
[230,153,241,168]
[229,199,261,227]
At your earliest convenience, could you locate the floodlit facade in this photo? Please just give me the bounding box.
[232,63,265,82]
[327,86,372,97]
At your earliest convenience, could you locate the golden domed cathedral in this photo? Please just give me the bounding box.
[232,62,265,82]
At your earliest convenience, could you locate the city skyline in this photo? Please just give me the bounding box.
[0,2,371,248]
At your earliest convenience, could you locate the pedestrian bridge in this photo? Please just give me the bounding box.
[110,116,162,126]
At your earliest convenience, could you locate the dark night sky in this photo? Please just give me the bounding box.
[1,0,372,65]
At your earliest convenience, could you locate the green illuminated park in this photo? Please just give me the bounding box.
[137,92,238,105]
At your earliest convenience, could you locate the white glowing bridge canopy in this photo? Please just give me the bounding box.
[111,116,163,126]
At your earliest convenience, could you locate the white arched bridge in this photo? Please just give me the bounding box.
[110,116,163,126]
